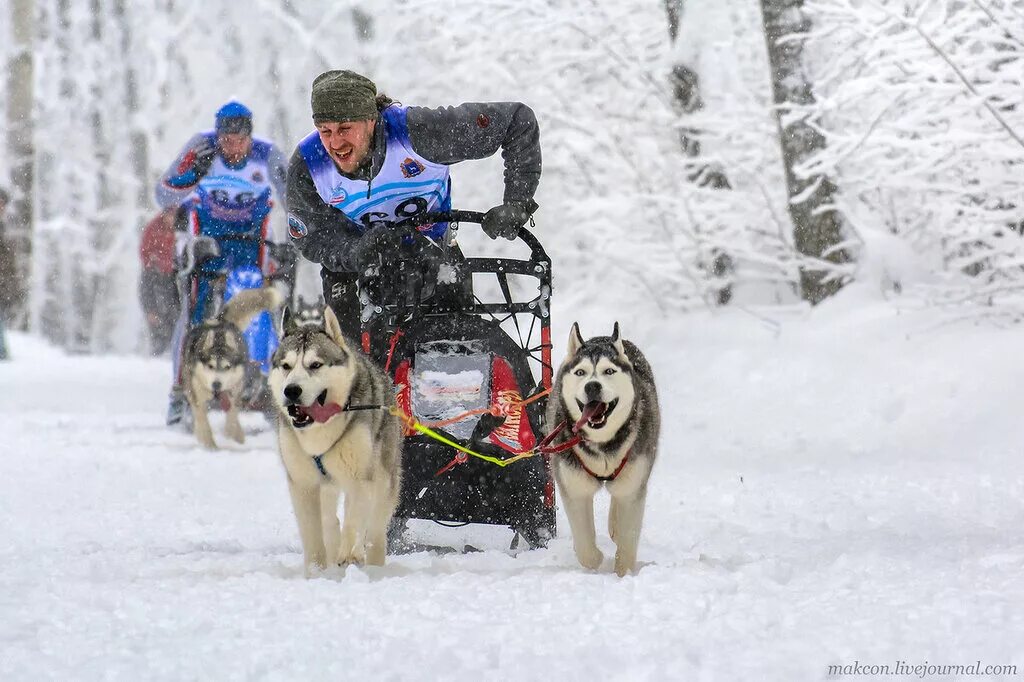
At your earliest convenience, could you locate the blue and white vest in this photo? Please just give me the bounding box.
[192,133,277,212]
[189,134,275,274]
[298,106,451,240]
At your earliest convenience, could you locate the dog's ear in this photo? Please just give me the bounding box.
[567,322,585,357]
[323,306,350,351]
[611,321,627,359]
[281,306,299,336]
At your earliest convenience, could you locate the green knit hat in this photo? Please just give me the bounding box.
[310,70,378,124]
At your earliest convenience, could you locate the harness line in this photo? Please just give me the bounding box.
[315,389,599,475]
[391,389,600,475]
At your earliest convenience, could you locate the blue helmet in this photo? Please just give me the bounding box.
[215,100,253,135]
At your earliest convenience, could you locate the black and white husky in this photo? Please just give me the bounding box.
[291,294,326,328]
[180,287,283,449]
[269,306,403,575]
[546,322,660,576]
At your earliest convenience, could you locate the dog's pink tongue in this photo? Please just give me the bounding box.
[575,401,606,431]
[306,402,343,423]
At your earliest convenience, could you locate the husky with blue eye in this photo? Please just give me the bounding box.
[269,306,402,575]
[545,322,660,577]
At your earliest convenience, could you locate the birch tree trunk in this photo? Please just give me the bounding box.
[115,0,148,211]
[4,0,34,327]
[760,0,849,304]
[81,0,111,351]
[665,0,733,304]
[665,0,730,189]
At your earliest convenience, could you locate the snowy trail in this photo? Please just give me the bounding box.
[2,297,1024,681]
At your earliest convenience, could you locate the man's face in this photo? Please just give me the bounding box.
[217,133,252,165]
[316,119,376,174]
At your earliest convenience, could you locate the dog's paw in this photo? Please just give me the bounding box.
[575,546,604,571]
[225,423,245,444]
[193,422,217,450]
[338,548,366,567]
[303,552,328,578]
[364,543,386,566]
[614,551,637,577]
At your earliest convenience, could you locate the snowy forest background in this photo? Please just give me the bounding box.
[2,0,1024,352]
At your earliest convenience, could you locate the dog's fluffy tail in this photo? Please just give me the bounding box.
[220,287,284,330]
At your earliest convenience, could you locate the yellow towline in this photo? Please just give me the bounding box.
[392,407,537,468]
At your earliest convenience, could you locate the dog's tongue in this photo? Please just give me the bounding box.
[301,401,343,423]
[575,401,606,430]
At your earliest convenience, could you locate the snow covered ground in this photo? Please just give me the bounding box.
[2,286,1023,681]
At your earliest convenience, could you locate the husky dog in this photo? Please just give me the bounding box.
[546,322,660,577]
[292,294,326,327]
[181,287,283,449]
[269,306,403,574]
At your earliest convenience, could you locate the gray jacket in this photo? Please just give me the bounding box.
[287,102,541,272]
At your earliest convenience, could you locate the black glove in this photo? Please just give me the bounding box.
[350,225,403,275]
[414,242,444,296]
[190,235,220,265]
[352,226,444,305]
[190,138,217,177]
[481,199,538,240]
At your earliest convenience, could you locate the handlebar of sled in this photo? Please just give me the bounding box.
[357,209,552,327]
[394,210,550,266]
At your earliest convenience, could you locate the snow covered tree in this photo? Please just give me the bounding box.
[760,0,851,304]
[373,0,802,314]
[15,1,377,351]
[665,0,731,191]
[668,1,804,307]
[29,0,142,349]
[23,0,1018,349]
[665,0,735,305]
[3,0,34,326]
[802,0,1024,313]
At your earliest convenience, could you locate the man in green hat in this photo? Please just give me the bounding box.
[287,69,541,335]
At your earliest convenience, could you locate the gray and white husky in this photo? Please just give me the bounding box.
[269,306,403,575]
[546,322,660,576]
[181,287,283,449]
[291,294,326,328]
